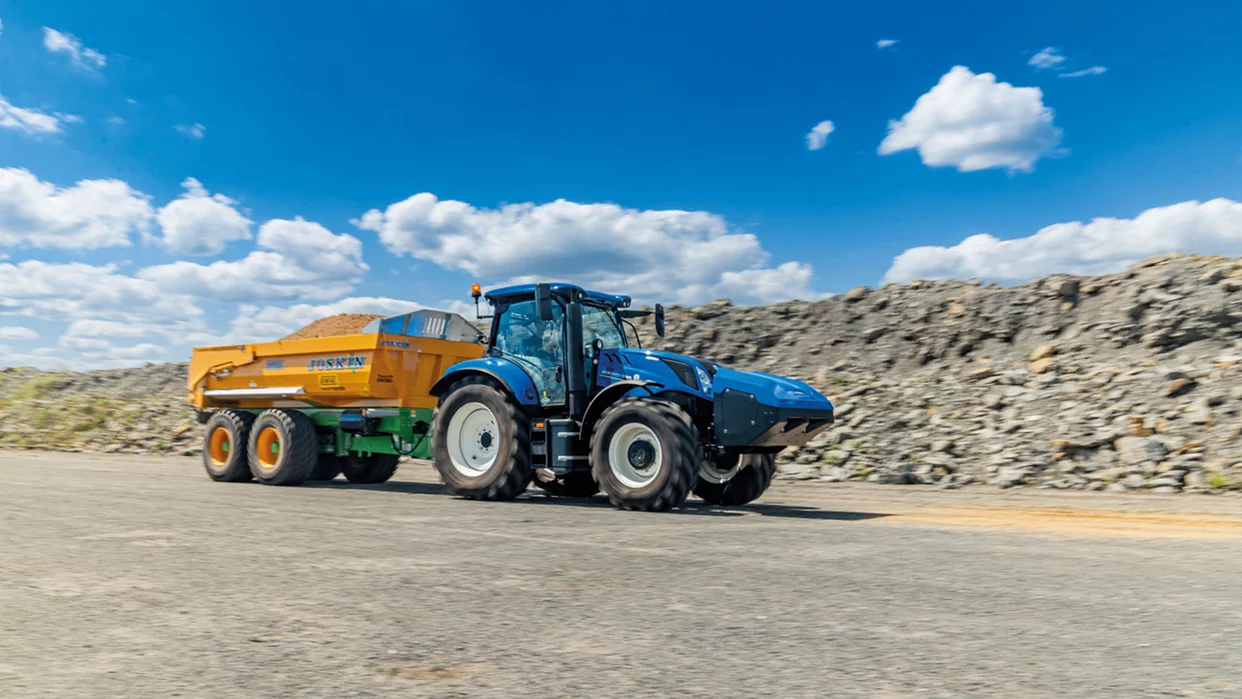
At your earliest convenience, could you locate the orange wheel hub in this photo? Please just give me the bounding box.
[208,427,231,466]
[256,427,281,469]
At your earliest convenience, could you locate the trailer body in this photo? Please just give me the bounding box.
[189,310,483,459]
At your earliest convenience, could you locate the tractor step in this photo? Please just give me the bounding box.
[530,418,586,474]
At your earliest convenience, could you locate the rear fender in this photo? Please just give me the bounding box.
[430,357,540,407]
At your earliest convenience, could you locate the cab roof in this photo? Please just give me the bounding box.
[484,283,631,308]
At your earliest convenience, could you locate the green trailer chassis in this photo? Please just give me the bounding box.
[237,408,435,460]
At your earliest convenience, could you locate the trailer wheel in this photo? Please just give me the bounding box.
[341,453,400,484]
[694,453,776,506]
[590,398,698,512]
[202,410,255,482]
[432,376,532,500]
[247,410,317,486]
[533,471,600,498]
[310,454,343,481]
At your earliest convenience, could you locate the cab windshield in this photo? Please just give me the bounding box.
[582,304,625,349]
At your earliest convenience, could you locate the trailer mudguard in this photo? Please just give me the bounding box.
[429,357,541,407]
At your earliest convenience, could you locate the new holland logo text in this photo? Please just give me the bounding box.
[306,355,366,371]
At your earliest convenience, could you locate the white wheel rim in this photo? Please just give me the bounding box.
[699,457,740,484]
[445,402,500,477]
[608,423,662,489]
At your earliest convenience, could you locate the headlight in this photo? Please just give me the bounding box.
[772,384,808,402]
[694,364,713,393]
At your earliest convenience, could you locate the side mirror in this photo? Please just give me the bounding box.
[534,283,554,321]
[655,304,665,337]
[589,338,603,359]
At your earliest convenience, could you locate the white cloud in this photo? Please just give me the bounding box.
[0,167,154,249]
[356,194,824,305]
[805,120,835,151]
[60,319,161,341]
[228,297,427,341]
[15,340,169,370]
[139,217,368,302]
[1029,47,1107,78]
[43,27,106,69]
[175,123,205,139]
[106,116,125,126]
[0,261,199,322]
[1028,47,1065,70]
[882,198,1242,284]
[1060,66,1107,78]
[876,39,899,49]
[105,343,166,360]
[155,178,252,255]
[878,66,1064,173]
[0,94,64,136]
[0,326,39,340]
[0,19,4,35]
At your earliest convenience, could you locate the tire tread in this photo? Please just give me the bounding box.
[590,398,699,512]
[248,409,317,486]
[431,376,532,500]
[202,410,255,482]
[694,453,776,506]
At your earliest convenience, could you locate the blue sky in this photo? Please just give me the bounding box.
[2,0,1241,368]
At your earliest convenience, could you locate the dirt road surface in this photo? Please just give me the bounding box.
[2,452,1240,698]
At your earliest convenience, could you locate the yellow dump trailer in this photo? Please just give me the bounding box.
[189,310,484,486]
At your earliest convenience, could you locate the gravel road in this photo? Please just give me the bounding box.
[2,452,1240,698]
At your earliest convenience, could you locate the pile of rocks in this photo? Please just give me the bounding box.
[636,253,1242,493]
[4,252,1242,493]
[0,363,199,454]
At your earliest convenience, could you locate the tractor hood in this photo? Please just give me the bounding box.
[602,347,835,449]
[709,365,833,411]
[607,348,833,411]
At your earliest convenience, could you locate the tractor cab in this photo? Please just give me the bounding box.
[477,283,665,412]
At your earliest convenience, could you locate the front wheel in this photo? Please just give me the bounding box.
[694,453,776,506]
[590,399,699,512]
[432,377,532,500]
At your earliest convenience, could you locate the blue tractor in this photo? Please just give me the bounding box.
[429,283,834,511]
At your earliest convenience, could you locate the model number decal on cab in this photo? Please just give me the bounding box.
[306,355,366,371]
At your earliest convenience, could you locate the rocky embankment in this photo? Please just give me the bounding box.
[4,253,1242,493]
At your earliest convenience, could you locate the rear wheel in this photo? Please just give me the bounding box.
[202,410,255,482]
[247,410,317,486]
[341,453,401,484]
[432,376,532,500]
[590,399,699,512]
[694,453,776,506]
[534,471,600,498]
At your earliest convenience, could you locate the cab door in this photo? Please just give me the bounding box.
[492,299,567,406]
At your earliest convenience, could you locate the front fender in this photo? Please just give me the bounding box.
[581,380,661,438]
[430,357,541,407]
